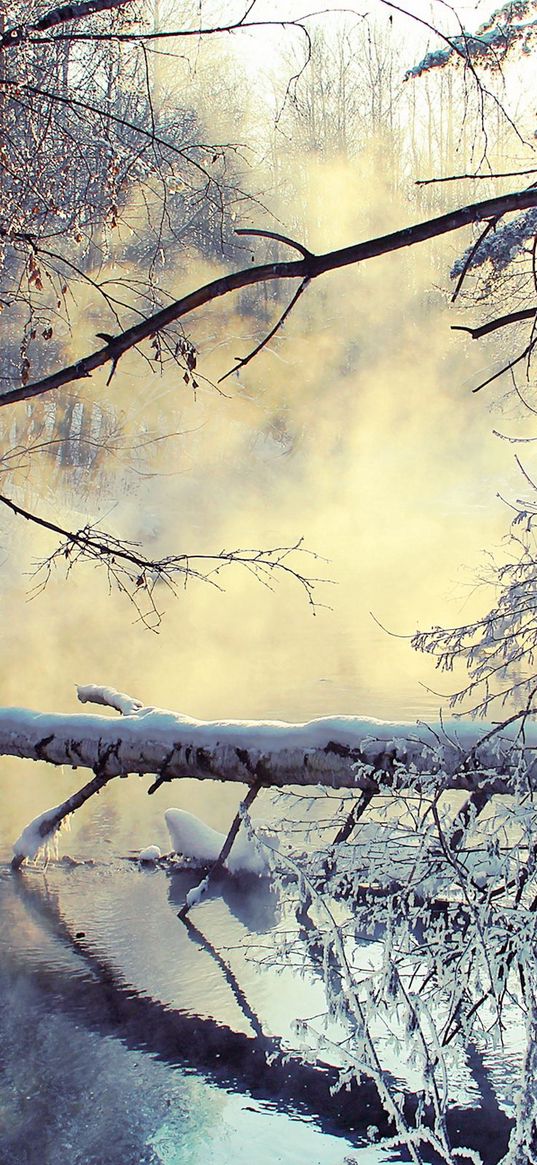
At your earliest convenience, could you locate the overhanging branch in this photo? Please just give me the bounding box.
[452,308,537,339]
[0,492,323,628]
[3,188,537,407]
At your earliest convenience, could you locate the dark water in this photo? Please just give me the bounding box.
[0,851,521,1165]
[0,772,522,1165]
[0,855,398,1165]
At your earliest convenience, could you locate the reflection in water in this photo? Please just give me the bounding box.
[0,860,517,1165]
[0,867,393,1161]
[167,868,280,935]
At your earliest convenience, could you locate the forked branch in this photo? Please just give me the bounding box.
[0,493,324,629]
[3,189,537,407]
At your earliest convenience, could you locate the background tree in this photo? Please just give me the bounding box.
[0,0,325,624]
[6,4,537,1164]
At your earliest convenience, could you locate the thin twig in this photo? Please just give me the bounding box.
[235,227,313,259]
[219,278,311,382]
[472,340,536,394]
[451,216,498,304]
[177,780,263,918]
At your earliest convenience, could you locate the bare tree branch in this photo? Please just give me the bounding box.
[452,308,537,339]
[451,216,499,303]
[4,188,537,408]
[220,277,311,382]
[1,79,217,180]
[472,340,536,393]
[0,492,324,628]
[235,226,313,259]
[28,11,321,45]
[417,168,537,186]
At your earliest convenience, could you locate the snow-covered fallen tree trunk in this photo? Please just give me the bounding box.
[6,684,537,867]
[3,684,535,791]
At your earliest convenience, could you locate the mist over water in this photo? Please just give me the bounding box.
[1,17,533,1162]
[0,166,520,846]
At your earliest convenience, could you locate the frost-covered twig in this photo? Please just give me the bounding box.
[412,494,537,714]
[265,783,530,1161]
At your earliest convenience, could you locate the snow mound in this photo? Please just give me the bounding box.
[164,808,276,875]
[139,845,161,863]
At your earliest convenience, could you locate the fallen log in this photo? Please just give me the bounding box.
[4,683,537,789]
[5,684,537,866]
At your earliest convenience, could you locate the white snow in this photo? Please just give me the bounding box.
[2,684,534,795]
[0,700,531,763]
[138,845,161,862]
[77,684,143,716]
[185,876,209,908]
[12,805,68,862]
[165,808,274,875]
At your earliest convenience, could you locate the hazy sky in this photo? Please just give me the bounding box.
[171,0,502,92]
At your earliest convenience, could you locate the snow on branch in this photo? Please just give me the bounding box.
[0,0,135,51]
[3,684,537,793]
[451,207,537,278]
[77,683,143,716]
[9,683,537,867]
[406,0,537,78]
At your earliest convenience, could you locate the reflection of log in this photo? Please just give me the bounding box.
[8,872,514,1162]
[8,872,391,1141]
